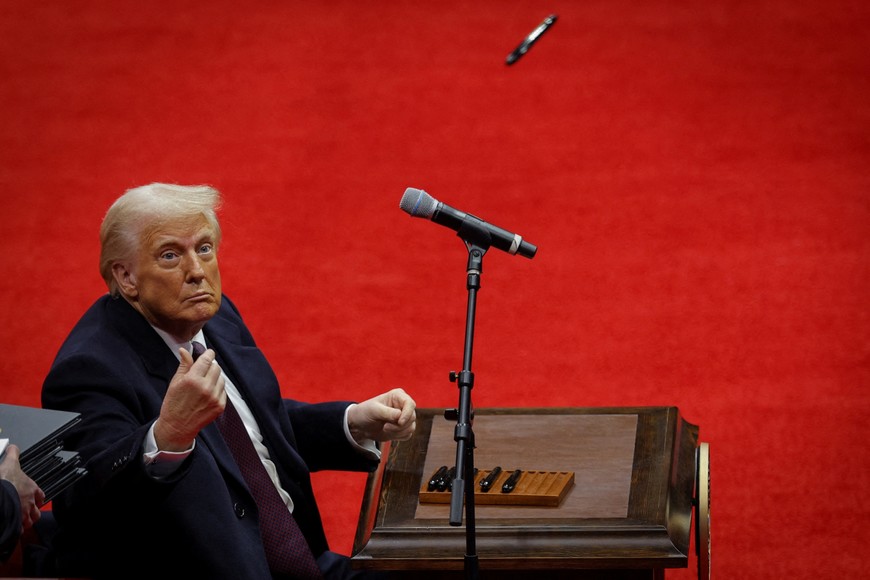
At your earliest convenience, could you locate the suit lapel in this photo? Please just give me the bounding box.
[202,313,311,485]
[106,296,178,394]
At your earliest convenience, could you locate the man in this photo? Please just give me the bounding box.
[1,444,44,563]
[42,183,416,579]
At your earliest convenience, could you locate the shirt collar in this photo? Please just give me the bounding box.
[152,326,207,360]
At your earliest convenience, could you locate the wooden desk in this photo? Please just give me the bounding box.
[352,407,700,579]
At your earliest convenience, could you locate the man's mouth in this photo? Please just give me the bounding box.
[186,291,213,302]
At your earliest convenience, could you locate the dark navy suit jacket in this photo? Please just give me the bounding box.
[42,294,378,579]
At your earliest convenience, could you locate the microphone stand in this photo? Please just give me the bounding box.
[446,233,490,580]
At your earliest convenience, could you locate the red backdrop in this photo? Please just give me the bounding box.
[1,1,868,577]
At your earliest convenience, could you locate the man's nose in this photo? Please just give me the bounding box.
[184,252,206,279]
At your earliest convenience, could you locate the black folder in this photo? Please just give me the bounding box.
[0,403,87,504]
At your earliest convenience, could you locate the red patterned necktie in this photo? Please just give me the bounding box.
[192,341,323,579]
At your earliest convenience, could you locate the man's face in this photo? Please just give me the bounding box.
[115,214,222,341]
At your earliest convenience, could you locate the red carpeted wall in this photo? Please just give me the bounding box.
[1,1,868,578]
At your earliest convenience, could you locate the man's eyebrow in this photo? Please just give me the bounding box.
[194,227,216,241]
[195,233,217,247]
[152,228,215,245]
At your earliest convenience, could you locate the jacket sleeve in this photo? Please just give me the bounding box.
[0,479,22,562]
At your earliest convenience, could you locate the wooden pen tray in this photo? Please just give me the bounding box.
[419,469,574,507]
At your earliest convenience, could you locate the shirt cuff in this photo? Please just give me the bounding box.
[142,421,195,478]
[343,404,380,460]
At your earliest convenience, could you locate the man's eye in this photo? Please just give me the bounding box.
[160,251,179,261]
[198,244,214,255]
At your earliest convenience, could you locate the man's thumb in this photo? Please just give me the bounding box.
[175,347,195,375]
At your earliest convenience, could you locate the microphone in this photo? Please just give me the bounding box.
[399,188,537,259]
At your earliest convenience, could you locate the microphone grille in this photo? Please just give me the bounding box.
[400,187,438,219]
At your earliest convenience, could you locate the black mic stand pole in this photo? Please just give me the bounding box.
[446,234,489,580]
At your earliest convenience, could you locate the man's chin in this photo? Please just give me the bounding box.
[195,303,220,319]
[183,300,220,324]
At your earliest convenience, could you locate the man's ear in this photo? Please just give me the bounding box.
[112,262,138,299]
